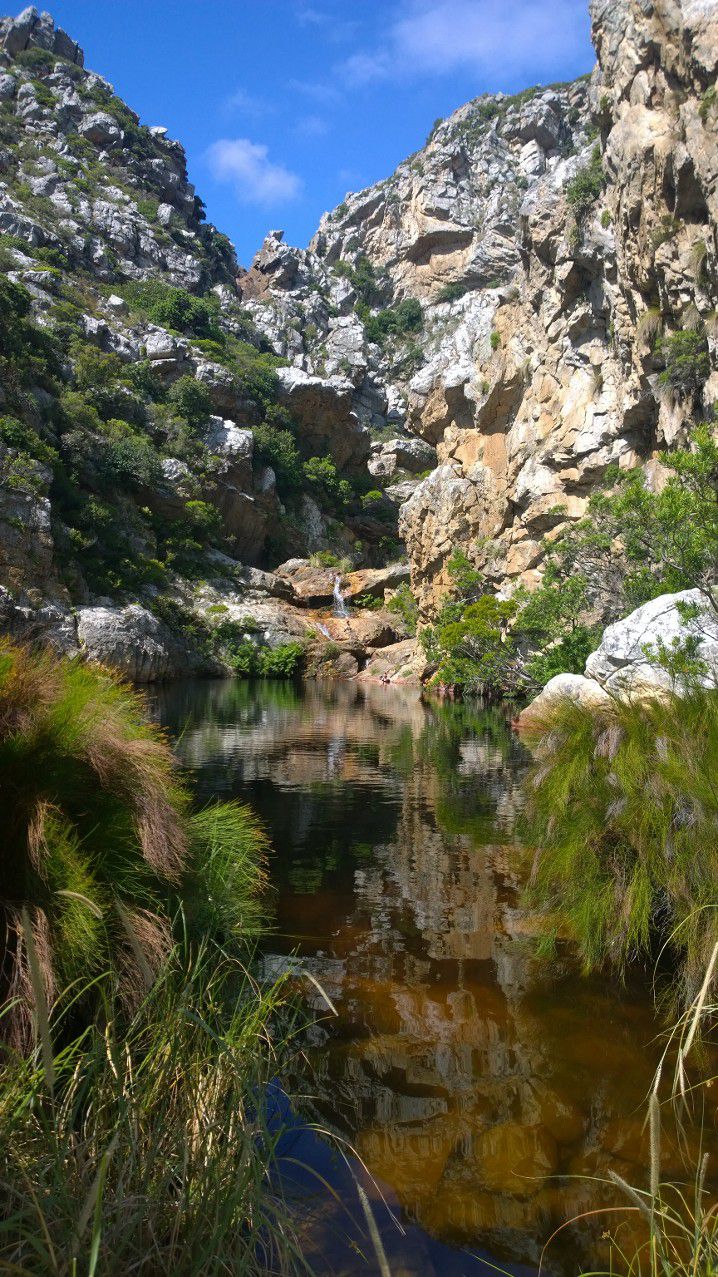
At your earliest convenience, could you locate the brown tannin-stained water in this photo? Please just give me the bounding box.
[153,679,718,1276]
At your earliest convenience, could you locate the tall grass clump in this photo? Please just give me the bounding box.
[0,639,268,1047]
[558,949,718,1276]
[0,945,308,1275]
[522,690,718,1004]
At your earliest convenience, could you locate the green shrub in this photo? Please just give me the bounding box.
[522,690,718,1005]
[566,145,604,221]
[136,196,159,222]
[363,297,423,345]
[72,342,124,390]
[0,641,269,1046]
[101,419,162,488]
[217,625,304,680]
[387,582,419,635]
[0,414,57,466]
[258,641,305,678]
[302,454,352,510]
[121,281,220,340]
[657,329,711,401]
[167,374,213,428]
[699,84,716,123]
[490,330,501,351]
[252,421,302,493]
[14,47,57,69]
[536,427,718,630]
[436,281,467,303]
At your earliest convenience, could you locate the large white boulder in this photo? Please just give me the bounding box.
[585,589,718,696]
[517,672,613,730]
[76,604,220,682]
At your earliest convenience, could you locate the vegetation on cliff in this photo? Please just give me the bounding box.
[419,426,718,697]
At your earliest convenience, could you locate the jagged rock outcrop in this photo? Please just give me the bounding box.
[246,0,718,618]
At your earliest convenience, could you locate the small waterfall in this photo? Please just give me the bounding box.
[333,575,349,618]
[317,622,331,638]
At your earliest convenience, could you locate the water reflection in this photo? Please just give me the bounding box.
[153,680,716,1274]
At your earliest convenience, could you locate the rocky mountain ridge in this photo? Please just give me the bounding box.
[245,0,718,615]
[0,1,716,682]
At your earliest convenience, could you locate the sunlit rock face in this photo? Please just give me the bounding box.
[245,0,718,617]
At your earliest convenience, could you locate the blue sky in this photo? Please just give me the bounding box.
[43,1,595,266]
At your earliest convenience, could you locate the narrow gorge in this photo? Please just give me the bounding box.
[1,0,716,692]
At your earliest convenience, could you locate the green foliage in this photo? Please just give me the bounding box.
[546,427,718,621]
[656,328,711,401]
[699,84,716,123]
[0,414,57,466]
[565,145,604,221]
[0,641,269,1045]
[167,374,213,428]
[346,254,382,307]
[72,342,124,391]
[387,582,419,635]
[136,196,159,222]
[516,575,600,687]
[302,454,352,510]
[102,419,162,488]
[121,280,221,339]
[421,551,520,697]
[426,116,444,143]
[13,47,57,69]
[0,275,60,401]
[252,421,303,493]
[436,281,468,303]
[215,623,305,680]
[362,297,423,346]
[490,330,501,351]
[522,690,718,1004]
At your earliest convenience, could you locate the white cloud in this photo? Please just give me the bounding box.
[289,76,342,106]
[339,0,591,87]
[222,87,273,118]
[295,5,359,41]
[206,138,302,206]
[294,113,330,139]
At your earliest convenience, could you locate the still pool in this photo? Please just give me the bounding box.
[153,679,716,1275]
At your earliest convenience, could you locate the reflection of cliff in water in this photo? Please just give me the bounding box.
[154,680,716,1273]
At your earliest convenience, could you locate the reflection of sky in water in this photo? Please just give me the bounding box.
[153,680,718,1275]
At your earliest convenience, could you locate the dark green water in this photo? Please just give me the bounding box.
[153,679,714,1275]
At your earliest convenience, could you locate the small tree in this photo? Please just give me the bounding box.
[657,329,710,402]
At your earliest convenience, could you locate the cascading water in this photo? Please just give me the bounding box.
[333,576,349,618]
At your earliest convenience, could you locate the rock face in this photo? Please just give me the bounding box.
[76,604,218,682]
[245,0,718,618]
[1,1,717,684]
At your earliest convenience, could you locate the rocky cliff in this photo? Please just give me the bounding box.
[244,0,718,616]
[0,1,716,678]
[0,7,413,677]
